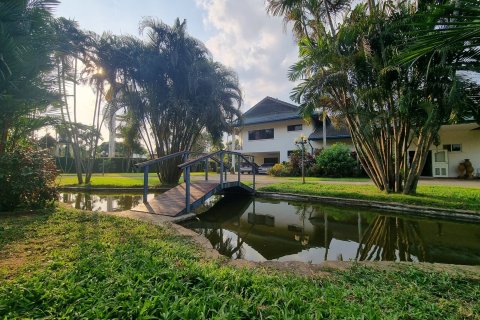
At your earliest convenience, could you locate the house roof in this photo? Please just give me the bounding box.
[308,119,351,140]
[239,97,302,126]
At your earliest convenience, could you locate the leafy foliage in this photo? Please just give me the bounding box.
[92,19,242,184]
[268,163,291,176]
[316,143,357,177]
[0,0,59,155]
[0,146,58,211]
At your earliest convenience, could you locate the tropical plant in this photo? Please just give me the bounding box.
[51,17,91,184]
[98,19,242,184]
[0,0,58,155]
[397,0,480,66]
[269,0,477,194]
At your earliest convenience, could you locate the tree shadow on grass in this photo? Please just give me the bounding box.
[0,209,54,252]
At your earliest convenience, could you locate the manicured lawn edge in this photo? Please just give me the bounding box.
[256,191,480,222]
[58,186,173,192]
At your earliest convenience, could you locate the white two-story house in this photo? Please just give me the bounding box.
[234,96,352,165]
[235,96,480,178]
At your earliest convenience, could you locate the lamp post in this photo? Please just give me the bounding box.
[100,151,107,176]
[295,135,308,184]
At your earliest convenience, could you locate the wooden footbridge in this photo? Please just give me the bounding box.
[130,150,256,217]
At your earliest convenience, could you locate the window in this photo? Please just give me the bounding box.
[287,124,303,131]
[443,144,462,152]
[248,128,274,140]
[287,150,295,157]
[264,157,278,164]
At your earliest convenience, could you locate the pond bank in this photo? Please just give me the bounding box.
[107,206,480,278]
[256,191,480,222]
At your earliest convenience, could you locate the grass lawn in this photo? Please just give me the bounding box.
[1,208,478,318]
[259,183,480,212]
[56,172,211,188]
[283,176,371,182]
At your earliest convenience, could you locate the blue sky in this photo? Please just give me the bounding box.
[54,0,299,131]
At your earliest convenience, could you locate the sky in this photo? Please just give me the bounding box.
[53,0,299,137]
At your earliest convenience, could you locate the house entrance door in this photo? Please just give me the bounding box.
[432,150,449,177]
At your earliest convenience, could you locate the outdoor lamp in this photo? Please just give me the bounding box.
[295,135,308,184]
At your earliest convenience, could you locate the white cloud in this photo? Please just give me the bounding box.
[196,0,299,110]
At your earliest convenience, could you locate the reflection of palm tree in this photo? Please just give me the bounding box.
[116,195,138,211]
[202,228,245,259]
[356,216,426,262]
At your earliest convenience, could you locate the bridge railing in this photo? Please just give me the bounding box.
[178,150,256,213]
[135,151,190,203]
[136,150,256,212]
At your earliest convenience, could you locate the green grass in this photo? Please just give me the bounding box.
[56,172,215,188]
[259,183,480,212]
[1,208,479,318]
[283,176,371,182]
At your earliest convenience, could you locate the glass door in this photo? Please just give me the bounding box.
[432,150,449,177]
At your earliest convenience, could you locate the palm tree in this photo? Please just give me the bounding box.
[52,17,90,184]
[397,0,480,66]
[274,1,474,194]
[101,18,242,184]
[266,0,350,39]
[0,0,59,155]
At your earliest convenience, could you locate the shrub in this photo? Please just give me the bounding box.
[315,143,357,177]
[268,163,291,176]
[0,147,58,211]
[288,150,316,176]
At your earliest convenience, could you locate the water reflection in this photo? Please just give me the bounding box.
[60,192,153,212]
[183,197,480,265]
[357,216,426,262]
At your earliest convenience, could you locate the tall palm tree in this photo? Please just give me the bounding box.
[52,17,90,184]
[0,0,59,155]
[275,1,473,194]
[102,18,242,184]
[266,0,350,39]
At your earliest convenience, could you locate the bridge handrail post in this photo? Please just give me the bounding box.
[143,165,149,203]
[205,158,208,181]
[185,166,191,213]
[220,151,224,187]
[252,155,256,191]
[183,152,189,183]
[237,154,240,184]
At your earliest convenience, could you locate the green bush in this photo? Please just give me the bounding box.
[285,150,316,176]
[315,143,357,177]
[0,147,58,211]
[268,163,291,176]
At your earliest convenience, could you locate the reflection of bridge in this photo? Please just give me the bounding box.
[130,150,255,217]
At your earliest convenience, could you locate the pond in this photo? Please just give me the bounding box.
[182,196,480,266]
[59,192,159,212]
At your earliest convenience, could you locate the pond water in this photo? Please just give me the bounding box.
[182,196,480,265]
[59,192,158,212]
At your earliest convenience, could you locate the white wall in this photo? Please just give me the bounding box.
[237,119,314,163]
[238,120,480,178]
[434,123,480,177]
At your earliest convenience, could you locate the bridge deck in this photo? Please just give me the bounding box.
[131,181,252,216]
